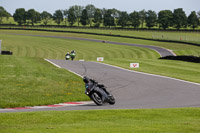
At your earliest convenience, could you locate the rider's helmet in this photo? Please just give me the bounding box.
[83,76,89,83]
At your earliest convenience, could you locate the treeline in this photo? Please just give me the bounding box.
[0,5,200,30]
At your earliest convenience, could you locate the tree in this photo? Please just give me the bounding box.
[68,7,76,26]
[80,9,89,26]
[27,9,40,26]
[117,11,129,27]
[63,9,68,25]
[0,6,10,24]
[139,9,146,28]
[86,4,96,27]
[41,11,52,25]
[103,9,115,28]
[158,10,173,30]
[145,10,157,29]
[173,8,187,30]
[53,10,63,25]
[101,8,107,17]
[111,8,120,27]
[71,5,84,27]
[13,8,26,25]
[129,11,140,29]
[188,11,199,30]
[198,11,200,26]
[93,8,102,27]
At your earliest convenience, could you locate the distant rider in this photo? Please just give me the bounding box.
[70,50,76,61]
[65,52,70,60]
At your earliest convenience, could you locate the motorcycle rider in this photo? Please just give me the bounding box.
[65,52,70,60]
[83,76,111,102]
[70,50,76,61]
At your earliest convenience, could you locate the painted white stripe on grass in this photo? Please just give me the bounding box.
[94,62,200,86]
[44,59,83,78]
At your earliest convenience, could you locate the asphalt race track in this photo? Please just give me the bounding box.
[48,60,200,110]
[2,59,200,113]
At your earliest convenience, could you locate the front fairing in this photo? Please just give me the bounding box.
[85,84,95,95]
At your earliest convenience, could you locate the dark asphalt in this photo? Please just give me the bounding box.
[49,60,200,109]
[2,60,199,113]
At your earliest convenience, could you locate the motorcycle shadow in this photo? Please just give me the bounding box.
[80,102,114,107]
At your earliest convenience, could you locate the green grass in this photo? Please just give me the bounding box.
[0,56,89,108]
[0,29,200,108]
[2,26,200,44]
[0,108,200,133]
[0,30,160,60]
[0,29,200,132]
[2,29,200,56]
[45,27,200,44]
[104,58,200,83]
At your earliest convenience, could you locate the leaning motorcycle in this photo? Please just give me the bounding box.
[84,77,115,106]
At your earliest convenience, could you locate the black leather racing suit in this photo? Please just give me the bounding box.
[85,79,109,102]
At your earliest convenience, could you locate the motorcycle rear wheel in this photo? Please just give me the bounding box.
[91,92,103,106]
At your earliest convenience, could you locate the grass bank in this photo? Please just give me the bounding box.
[0,108,200,133]
[2,27,200,44]
[0,56,88,108]
[39,27,200,44]
[2,29,200,56]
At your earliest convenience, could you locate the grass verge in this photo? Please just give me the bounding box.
[2,27,200,44]
[2,29,200,56]
[104,58,200,83]
[0,56,89,108]
[0,108,200,133]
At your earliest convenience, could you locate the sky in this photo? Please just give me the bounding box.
[0,0,199,15]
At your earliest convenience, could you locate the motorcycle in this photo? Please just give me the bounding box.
[83,76,115,106]
[65,54,70,60]
[70,51,76,61]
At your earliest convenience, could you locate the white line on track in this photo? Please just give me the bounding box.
[44,59,82,77]
[45,59,200,86]
[44,59,200,87]
[94,62,200,86]
[44,59,61,68]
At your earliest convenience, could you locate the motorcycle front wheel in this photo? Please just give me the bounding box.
[90,92,103,106]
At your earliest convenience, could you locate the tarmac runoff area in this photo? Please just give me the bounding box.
[1,59,200,113]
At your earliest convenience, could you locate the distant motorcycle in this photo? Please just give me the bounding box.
[65,53,70,60]
[83,76,115,106]
[70,50,76,61]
